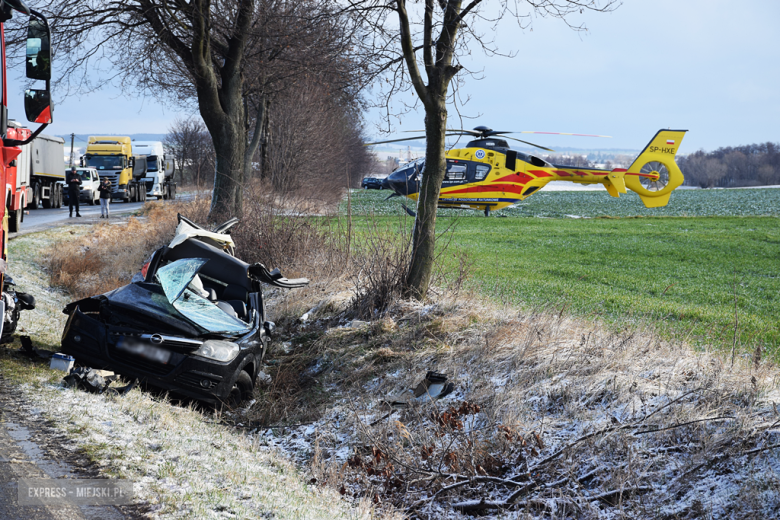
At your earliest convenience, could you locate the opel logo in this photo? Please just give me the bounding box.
[150,334,163,345]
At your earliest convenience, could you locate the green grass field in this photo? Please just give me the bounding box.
[344,188,780,355]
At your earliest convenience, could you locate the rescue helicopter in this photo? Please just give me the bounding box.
[367,126,687,216]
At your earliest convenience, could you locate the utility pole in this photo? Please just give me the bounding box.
[69,133,75,168]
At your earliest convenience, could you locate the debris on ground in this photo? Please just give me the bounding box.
[49,352,75,372]
[63,367,137,396]
[385,371,455,407]
[18,335,56,359]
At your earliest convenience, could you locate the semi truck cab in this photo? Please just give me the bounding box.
[84,137,146,202]
[132,140,176,200]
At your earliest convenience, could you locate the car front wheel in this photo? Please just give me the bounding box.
[226,371,253,408]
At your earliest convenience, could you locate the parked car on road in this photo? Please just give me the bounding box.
[60,215,309,406]
[361,177,384,190]
[62,167,101,205]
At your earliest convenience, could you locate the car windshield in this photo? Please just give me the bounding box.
[155,258,251,334]
[85,155,125,170]
[79,171,91,180]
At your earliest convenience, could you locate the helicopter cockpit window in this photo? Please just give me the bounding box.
[474,164,491,181]
[445,162,467,181]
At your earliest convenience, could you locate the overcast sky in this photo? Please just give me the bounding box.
[8,0,779,153]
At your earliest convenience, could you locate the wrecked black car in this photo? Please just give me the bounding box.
[60,215,308,406]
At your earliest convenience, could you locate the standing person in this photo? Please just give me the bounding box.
[98,177,111,218]
[66,166,82,217]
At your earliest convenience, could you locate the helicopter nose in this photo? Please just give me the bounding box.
[386,169,419,196]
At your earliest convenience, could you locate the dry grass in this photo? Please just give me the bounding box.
[3,223,396,520]
[231,187,349,281]
[44,200,210,299]
[248,289,780,519]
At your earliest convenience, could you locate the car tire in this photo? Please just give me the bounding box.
[227,371,253,408]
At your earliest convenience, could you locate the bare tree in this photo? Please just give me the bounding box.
[164,117,215,189]
[349,0,618,299]
[9,0,365,219]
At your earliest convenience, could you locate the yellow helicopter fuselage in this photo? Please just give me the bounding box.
[397,129,687,213]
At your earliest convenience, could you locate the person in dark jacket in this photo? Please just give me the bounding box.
[98,177,111,218]
[66,166,82,217]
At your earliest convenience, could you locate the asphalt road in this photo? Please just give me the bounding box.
[9,200,150,238]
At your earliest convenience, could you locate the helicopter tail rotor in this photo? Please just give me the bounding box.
[619,129,688,208]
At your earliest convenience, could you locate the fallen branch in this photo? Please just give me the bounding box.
[589,486,652,506]
[633,416,735,435]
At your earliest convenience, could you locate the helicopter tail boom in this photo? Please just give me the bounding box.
[616,129,688,208]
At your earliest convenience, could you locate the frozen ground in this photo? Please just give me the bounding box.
[3,226,779,519]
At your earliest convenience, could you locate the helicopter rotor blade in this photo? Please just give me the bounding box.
[385,193,400,201]
[517,131,612,138]
[405,129,481,135]
[503,136,556,152]
[364,135,427,146]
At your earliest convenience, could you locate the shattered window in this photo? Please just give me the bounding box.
[155,258,251,334]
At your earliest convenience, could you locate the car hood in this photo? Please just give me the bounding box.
[74,282,204,337]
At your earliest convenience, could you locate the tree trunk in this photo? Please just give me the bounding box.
[243,94,269,187]
[206,114,245,220]
[405,92,448,299]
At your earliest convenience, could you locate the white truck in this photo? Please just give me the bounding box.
[131,141,177,200]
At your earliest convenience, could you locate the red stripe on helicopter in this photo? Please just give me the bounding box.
[493,173,533,183]
[443,184,528,195]
[554,170,572,177]
[527,170,553,177]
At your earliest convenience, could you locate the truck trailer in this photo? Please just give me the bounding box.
[132,141,177,200]
[5,121,64,232]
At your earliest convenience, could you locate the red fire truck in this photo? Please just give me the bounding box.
[0,0,53,338]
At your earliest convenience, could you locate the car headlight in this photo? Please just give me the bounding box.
[193,340,239,362]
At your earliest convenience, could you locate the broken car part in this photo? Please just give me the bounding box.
[1,275,36,343]
[63,367,137,396]
[386,371,455,408]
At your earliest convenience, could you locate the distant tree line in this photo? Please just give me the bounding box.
[677,143,780,188]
